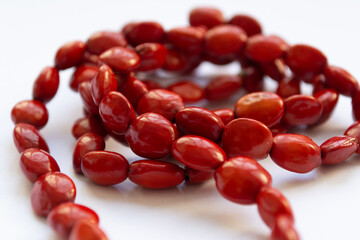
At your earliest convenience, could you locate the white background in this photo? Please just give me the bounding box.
[1,0,360,239]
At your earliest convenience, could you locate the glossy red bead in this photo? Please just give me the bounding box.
[124,21,164,46]
[185,167,214,184]
[283,94,323,126]
[135,43,167,71]
[324,65,359,97]
[55,41,86,70]
[47,202,99,238]
[205,24,247,55]
[119,77,148,107]
[312,74,327,94]
[99,91,136,135]
[20,148,60,183]
[32,66,60,103]
[82,151,129,185]
[189,7,224,29]
[91,64,117,105]
[276,76,301,99]
[228,14,262,36]
[13,123,49,153]
[260,59,286,82]
[285,44,327,82]
[242,65,265,93]
[235,92,284,128]
[245,35,287,62]
[11,100,48,129]
[313,89,338,124]
[99,47,140,73]
[344,121,360,153]
[128,160,184,189]
[69,219,108,240]
[205,75,242,101]
[222,118,273,159]
[214,156,272,204]
[70,64,98,92]
[81,51,100,66]
[167,81,205,103]
[136,89,184,122]
[271,215,300,240]
[79,81,99,116]
[213,108,235,126]
[167,26,206,53]
[86,31,127,54]
[320,136,358,165]
[125,113,178,159]
[257,187,294,229]
[162,48,187,71]
[270,134,321,173]
[31,172,76,216]
[71,117,107,139]
[352,91,360,121]
[172,135,226,171]
[73,133,105,174]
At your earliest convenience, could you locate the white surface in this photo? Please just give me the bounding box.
[1,0,360,239]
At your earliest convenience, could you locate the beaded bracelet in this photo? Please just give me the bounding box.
[10,6,360,240]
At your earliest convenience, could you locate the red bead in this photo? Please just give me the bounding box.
[312,74,327,94]
[142,80,161,90]
[99,91,136,135]
[20,148,60,183]
[324,65,359,97]
[47,202,99,238]
[99,47,140,73]
[73,133,105,174]
[31,172,76,216]
[167,81,205,103]
[136,89,184,122]
[276,76,301,99]
[205,75,242,100]
[214,156,272,204]
[125,113,178,159]
[235,92,284,128]
[222,118,273,159]
[270,122,287,137]
[271,215,300,240]
[344,121,360,153]
[13,123,49,153]
[71,117,107,139]
[128,160,184,189]
[81,51,100,66]
[32,66,60,103]
[213,108,235,126]
[285,44,327,82]
[91,64,117,105]
[245,35,287,62]
[162,48,187,71]
[55,41,86,70]
[283,95,323,126]
[79,81,99,116]
[189,7,224,29]
[352,91,360,121]
[69,219,108,240]
[260,58,286,82]
[124,21,165,46]
[11,100,48,129]
[242,65,265,93]
[313,89,338,125]
[172,135,226,171]
[228,14,262,36]
[70,64,98,92]
[135,43,167,71]
[185,167,214,184]
[270,134,321,173]
[119,77,148,107]
[167,26,206,53]
[82,151,129,185]
[205,24,247,56]
[320,136,358,165]
[257,187,294,229]
[86,31,127,55]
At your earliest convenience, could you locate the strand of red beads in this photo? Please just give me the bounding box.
[10,6,360,240]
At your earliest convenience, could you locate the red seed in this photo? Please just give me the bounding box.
[71,117,107,139]
[69,64,98,92]
[119,77,148,108]
[142,80,161,90]
[86,31,127,55]
[185,167,214,184]
[313,89,338,125]
[312,74,327,94]
[228,14,262,36]
[271,215,300,240]
[324,65,359,97]
[352,91,360,121]
[344,121,360,153]
[189,7,224,29]
[242,65,265,93]
[99,47,140,73]
[11,100,48,129]
[91,64,117,105]
[204,51,235,65]
[167,26,206,52]
[162,48,187,71]
[245,35,288,62]
[69,219,108,240]
[205,74,242,101]
[81,51,100,66]
[213,108,235,126]
[32,66,60,103]
[79,81,99,116]
[55,41,86,70]
[270,122,287,137]
[260,58,286,82]
[321,136,358,165]
[276,76,301,99]
[13,123,49,153]
[124,21,165,46]
[135,43,167,71]
[215,156,272,204]
[167,81,205,103]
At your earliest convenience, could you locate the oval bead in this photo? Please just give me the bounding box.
[86,31,127,54]
[271,215,300,240]
[72,117,107,139]
[235,92,284,128]
[55,41,86,70]
[79,81,99,115]
[125,113,178,159]
[260,59,286,82]
[13,123,49,153]
[32,66,60,103]
[313,89,338,125]
[324,65,359,97]
[344,121,360,153]
[124,21,165,46]
[213,108,235,126]
[135,43,167,71]
[222,118,273,159]
[31,172,76,216]
[69,219,108,240]
[242,65,265,93]
[99,47,140,72]
[91,64,117,105]
[20,148,60,183]
[167,81,205,103]
[189,7,224,29]
[185,167,214,184]
[129,160,184,188]
[352,91,360,121]
[119,77,148,107]
[270,134,321,173]
[320,136,358,165]
[82,151,129,185]
[11,100,48,129]
[69,64,98,92]
[167,26,205,52]
[47,202,99,238]
[276,76,301,99]
[245,35,288,62]
[99,91,136,135]
[228,14,262,36]
[205,75,242,101]
[172,135,226,171]
[162,48,187,71]
[215,156,272,204]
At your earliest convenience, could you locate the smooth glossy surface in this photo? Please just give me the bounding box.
[235,92,284,128]
[31,172,76,216]
[313,89,338,125]
[175,107,224,141]
[162,48,187,71]
[119,77,148,107]
[172,135,226,171]
[215,156,272,204]
[70,64,98,92]
[222,118,273,159]
[320,136,358,165]
[99,47,140,72]
[344,121,360,153]
[69,219,108,240]
[91,64,117,105]
[270,134,321,173]
[55,41,86,70]
[11,100,48,129]
[129,160,184,188]
[205,75,242,100]
[79,81,99,116]
[189,7,224,28]
[213,108,235,125]
[13,123,49,153]
[167,81,205,103]
[135,43,167,71]
[32,66,60,103]
[167,26,205,54]
[86,31,127,54]
[271,215,300,240]
[124,21,165,46]
[228,14,262,36]
[324,65,359,96]
[20,148,60,183]
[276,76,300,98]
[245,35,287,62]
[72,117,107,139]
[185,167,214,184]
[99,91,136,135]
